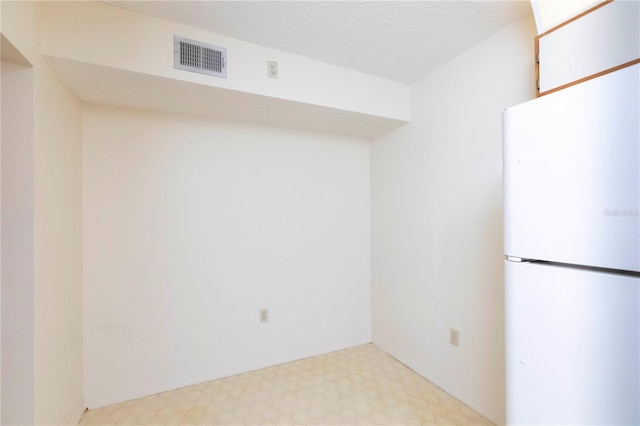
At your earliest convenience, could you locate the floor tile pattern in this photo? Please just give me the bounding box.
[80,344,492,425]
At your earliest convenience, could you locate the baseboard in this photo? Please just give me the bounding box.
[69,401,86,425]
[372,336,501,425]
[85,338,372,409]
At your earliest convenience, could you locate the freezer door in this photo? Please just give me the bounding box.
[503,64,640,272]
[505,261,639,425]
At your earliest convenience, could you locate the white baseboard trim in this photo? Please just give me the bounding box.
[84,338,372,409]
[372,336,501,425]
[69,401,86,425]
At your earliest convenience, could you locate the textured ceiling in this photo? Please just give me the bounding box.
[104,1,532,84]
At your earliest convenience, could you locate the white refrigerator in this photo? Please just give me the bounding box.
[503,63,640,425]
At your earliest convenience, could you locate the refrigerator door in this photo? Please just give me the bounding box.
[505,260,640,425]
[503,64,640,272]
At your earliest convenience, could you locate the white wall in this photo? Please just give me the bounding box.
[82,105,372,407]
[370,16,536,424]
[33,53,84,426]
[1,2,84,424]
[1,59,35,426]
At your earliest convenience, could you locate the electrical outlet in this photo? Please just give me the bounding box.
[260,308,269,323]
[267,61,278,79]
[450,328,459,347]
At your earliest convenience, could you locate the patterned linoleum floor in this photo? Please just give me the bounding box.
[80,344,493,425]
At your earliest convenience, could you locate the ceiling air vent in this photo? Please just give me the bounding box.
[174,36,227,79]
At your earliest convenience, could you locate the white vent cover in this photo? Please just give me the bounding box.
[174,36,227,79]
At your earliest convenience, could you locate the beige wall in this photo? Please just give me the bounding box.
[33,52,83,426]
[1,2,84,424]
[82,105,372,408]
[370,16,536,424]
[1,58,35,426]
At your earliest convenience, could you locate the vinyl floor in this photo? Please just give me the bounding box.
[80,344,493,425]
